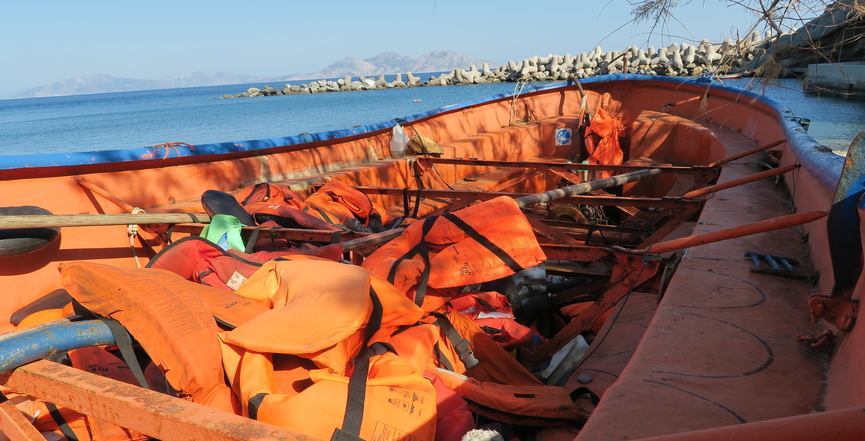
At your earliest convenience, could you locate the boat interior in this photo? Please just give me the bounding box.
[0,76,862,440]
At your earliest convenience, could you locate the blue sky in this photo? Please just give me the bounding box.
[1,1,766,98]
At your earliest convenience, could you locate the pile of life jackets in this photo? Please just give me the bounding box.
[8,195,601,441]
[201,180,399,252]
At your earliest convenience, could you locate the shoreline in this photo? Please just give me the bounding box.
[222,36,773,98]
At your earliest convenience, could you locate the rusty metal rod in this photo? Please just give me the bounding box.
[708,139,786,167]
[416,157,712,175]
[667,95,704,108]
[637,211,827,254]
[683,164,797,198]
[513,168,661,208]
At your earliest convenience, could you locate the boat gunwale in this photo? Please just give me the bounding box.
[0,75,845,196]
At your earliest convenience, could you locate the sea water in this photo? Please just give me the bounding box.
[0,77,862,157]
[724,77,865,155]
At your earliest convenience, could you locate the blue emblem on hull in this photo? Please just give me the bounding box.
[556,128,572,146]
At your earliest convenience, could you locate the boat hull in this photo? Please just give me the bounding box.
[0,74,859,440]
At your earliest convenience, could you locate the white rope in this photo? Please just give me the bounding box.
[128,207,145,268]
[508,79,530,126]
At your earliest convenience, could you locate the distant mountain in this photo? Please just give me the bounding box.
[14,72,259,98]
[290,50,499,80]
[13,51,499,98]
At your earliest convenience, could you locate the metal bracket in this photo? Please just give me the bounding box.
[808,295,859,330]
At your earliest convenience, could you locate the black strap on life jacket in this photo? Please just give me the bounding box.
[46,401,79,441]
[402,187,423,219]
[99,317,151,390]
[244,227,262,253]
[441,213,523,273]
[70,301,151,390]
[387,217,437,307]
[331,286,391,441]
[430,312,479,369]
[387,212,525,309]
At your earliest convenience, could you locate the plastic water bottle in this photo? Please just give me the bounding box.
[390,124,409,157]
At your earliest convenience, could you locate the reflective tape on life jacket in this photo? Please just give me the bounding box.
[361,196,546,312]
[444,291,536,350]
[59,262,238,414]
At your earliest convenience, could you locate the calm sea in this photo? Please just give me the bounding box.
[0,77,861,157]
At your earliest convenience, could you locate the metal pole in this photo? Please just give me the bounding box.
[514,168,661,208]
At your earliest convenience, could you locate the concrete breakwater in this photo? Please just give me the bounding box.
[222,35,772,98]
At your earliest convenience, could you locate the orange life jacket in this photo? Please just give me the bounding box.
[429,311,542,387]
[304,180,393,229]
[432,368,587,427]
[304,180,374,226]
[584,107,625,178]
[443,291,536,350]
[59,262,238,415]
[219,259,436,441]
[423,311,588,428]
[425,371,475,441]
[146,235,342,291]
[13,303,74,330]
[361,196,547,312]
[234,182,308,210]
[244,202,344,231]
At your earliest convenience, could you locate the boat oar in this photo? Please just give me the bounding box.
[708,139,786,167]
[633,211,827,255]
[513,168,661,208]
[682,164,798,198]
[0,213,212,229]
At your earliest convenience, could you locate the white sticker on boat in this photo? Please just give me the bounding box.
[556,128,572,146]
[226,271,248,291]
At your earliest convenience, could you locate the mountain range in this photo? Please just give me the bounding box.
[14,51,499,98]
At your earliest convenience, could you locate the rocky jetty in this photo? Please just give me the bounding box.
[221,37,772,98]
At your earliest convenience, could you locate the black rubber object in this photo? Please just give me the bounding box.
[200,190,256,226]
[0,206,60,256]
